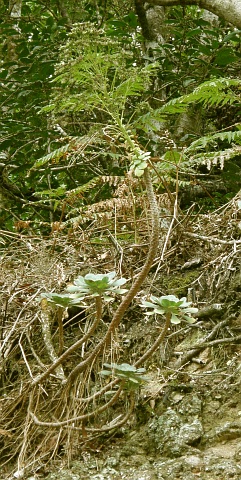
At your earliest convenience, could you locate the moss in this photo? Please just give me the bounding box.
[161,270,200,297]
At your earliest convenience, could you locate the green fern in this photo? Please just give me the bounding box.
[31,136,97,169]
[32,144,71,169]
[185,128,241,154]
[51,54,158,119]
[42,21,159,124]
[38,25,241,197]
[34,185,67,198]
[66,177,101,198]
[189,146,241,170]
[160,78,240,114]
[136,78,240,131]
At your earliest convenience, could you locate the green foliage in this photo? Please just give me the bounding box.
[65,177,102,198]
[129,149,151,177]
[67,272,128,299]
[24,25,160,226]
[1,2,240,231]
[137,77,241,176]
[31,144,72,169]
[0,13,66,152]
[141,295,198,324]
[40,292,86,308]
[160,78,240,113]
[47,26,159,126]
[41,272,128,307]
[186,128,241,154]
[152,8,241,94]
[0,4,69,229]
[137,78,240,132]
[184,129,241,172]
[100,363,148,389]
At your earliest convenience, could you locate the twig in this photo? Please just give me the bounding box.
[0,290,41,356]
[190,334,241,349]
[76,378,120,403]
[174,318,230,368]
[85,392,136,432]
[29,383,124,427]
[19,339,33,379]
[185,231,241,245]
[40,299,65,381]
[134,312,171,367]
[32,300,102,386]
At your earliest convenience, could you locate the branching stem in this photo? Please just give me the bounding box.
[32,296,103,386]
[134,312,171,367]
[67,166,160,383]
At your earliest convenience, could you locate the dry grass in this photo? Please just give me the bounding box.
[0,189,240,477]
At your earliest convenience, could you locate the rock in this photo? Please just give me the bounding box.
[179,418,203,445]
[148,407,203,457]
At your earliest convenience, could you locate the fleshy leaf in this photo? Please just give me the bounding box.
[141,294,198,325]
[170,313,181,324]
[40,292,85,307]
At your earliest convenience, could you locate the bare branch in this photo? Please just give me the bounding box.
[147,0,241,29]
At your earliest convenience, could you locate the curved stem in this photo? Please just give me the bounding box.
[85,392,136,432]
[32,297,102,386]
[29,382,124,427]
[134,312,171,367]
[67,167,160,383]
[77,378,120,403]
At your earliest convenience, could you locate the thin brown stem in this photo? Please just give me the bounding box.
[57,307,64,356]
[66,167,160,383]
[85,392,136,432]
[134,312,171,367]
[29,382,124,427]
[32,297,102,386]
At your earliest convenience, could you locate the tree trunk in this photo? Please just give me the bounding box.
[147,0,241,29]
[9,0,22,18]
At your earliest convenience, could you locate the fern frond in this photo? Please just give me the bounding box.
[34,185,67,198]
[66,177,101,199]
[188,146,241,170]
[32,135,97,169]
[33,178,102,204]
[32,144,71,169]
[186,128,241,154]
[159,78,240,115]
[136,78,241,133]
[50,31,160,121]
[112,77,144,100]
[134,109,166,132]
[112,62,158,100]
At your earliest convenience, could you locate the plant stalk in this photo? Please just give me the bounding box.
[67,166,160,383]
